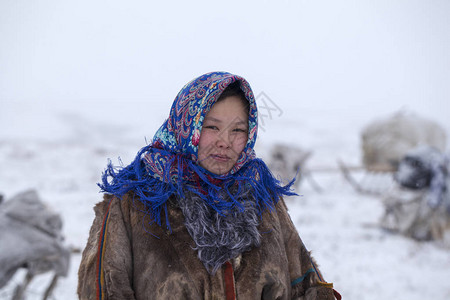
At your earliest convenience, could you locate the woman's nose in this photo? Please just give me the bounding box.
[216,133,231,148]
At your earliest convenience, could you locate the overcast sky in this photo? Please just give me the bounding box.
[1,0,449,134]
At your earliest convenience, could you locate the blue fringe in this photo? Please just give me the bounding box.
[98,145,297,230]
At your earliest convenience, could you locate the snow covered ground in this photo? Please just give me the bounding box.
[1,99,449,300]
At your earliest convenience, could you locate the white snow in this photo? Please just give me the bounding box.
[1,1,450,299]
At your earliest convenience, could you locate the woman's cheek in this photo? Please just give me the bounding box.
[199,131,212,147]
[235,134,248,151]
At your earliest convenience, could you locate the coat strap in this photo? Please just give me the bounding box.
[224,261,236,300]
[310,258,342,300]
[96,199,113,300]
[333,289,342,300]
[291,268,315,286]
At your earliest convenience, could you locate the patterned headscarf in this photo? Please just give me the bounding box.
[99,72,295,229]
[143,71,258,180]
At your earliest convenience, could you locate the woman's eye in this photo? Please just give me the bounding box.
[233,128,247,133]
[205,125,218,130]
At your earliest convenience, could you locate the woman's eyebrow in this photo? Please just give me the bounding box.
[204,116,248,126]
[204,116,222,123]
[234,119,247,125]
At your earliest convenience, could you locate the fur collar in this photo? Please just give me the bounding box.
[178,187,260,274]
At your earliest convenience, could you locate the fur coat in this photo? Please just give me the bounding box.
[78,193,337,300]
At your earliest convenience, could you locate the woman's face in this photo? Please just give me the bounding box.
[197,96,249,175]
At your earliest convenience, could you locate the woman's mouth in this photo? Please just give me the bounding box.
[210,154,231,162]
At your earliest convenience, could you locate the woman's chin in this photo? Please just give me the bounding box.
[200,161,234,175]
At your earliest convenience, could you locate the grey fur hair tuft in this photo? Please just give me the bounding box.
[178,187,261,274]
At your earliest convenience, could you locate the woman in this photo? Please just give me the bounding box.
[78,72,340,300]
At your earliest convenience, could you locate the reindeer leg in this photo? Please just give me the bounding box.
[303,171,323,193]
[12,271,33,300]
[42,274,59,300]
